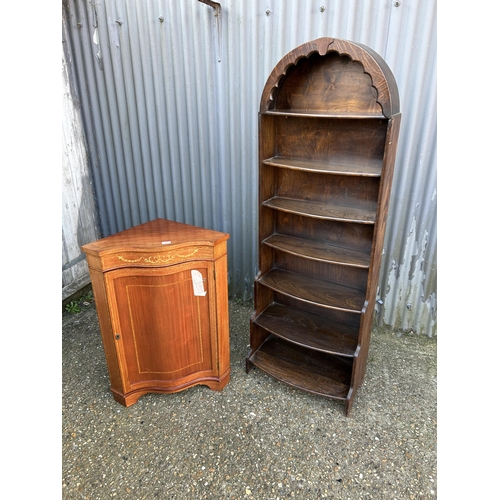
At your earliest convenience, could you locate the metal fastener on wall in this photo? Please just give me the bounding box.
[197,0,222,62]
[198,0,221,18]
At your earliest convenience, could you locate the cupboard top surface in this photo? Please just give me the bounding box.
[82,218,229,256]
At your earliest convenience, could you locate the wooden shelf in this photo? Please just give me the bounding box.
[263,109,385,119]
[253,303,358,356]
[248,336,352,400]
[258,269,366,313]
[262,196,377,224]
[263,233,371,268]
[263,156,383,177]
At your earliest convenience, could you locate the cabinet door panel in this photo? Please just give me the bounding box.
[105,263,214,388]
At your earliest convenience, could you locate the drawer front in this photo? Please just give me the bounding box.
[100,245,214,271]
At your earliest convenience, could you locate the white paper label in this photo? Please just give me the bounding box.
[191,270,207,296]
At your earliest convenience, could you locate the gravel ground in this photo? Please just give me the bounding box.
[62,297,437,500]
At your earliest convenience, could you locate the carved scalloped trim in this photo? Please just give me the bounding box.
[261,40,389,117]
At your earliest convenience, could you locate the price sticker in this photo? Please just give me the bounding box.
[191,270,207,296]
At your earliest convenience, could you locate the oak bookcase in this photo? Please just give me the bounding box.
[246,38,401,415]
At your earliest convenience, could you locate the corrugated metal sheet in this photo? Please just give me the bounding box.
[379,0,437,336]
[62,9,101,300]
[62,0,436,336]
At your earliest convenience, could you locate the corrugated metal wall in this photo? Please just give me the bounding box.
[62,0,437,336]
[378,0,437,337]
[62,9,101,301]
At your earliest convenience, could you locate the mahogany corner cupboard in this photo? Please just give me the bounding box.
[246,37,401,416]
[82,218,230,407]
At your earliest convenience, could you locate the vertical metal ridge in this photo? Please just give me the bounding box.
[376,0,437,336]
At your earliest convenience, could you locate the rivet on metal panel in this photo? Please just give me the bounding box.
[159,16,164,23]
[320,6,325,12]
[266,9,271,16]
[116,19,123,26]
[77,22,83,29]
[406,303,412,310]
[395,1,401,6]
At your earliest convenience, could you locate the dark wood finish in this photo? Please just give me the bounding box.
[262,197,377,223]
[259,269,366,313]
[263,234,371,268]
[272,116,387,164]
[263,156,383,177]
[260,37,400,117]
[253,304,358,356]
[82,218,230,407]
[249,337,352,400]
[247,37,400,416]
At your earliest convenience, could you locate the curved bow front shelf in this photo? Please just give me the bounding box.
[247,37,401,416]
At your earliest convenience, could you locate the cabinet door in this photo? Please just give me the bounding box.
[104,261,216,391]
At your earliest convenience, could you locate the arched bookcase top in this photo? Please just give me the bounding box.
[260,37,400,118]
